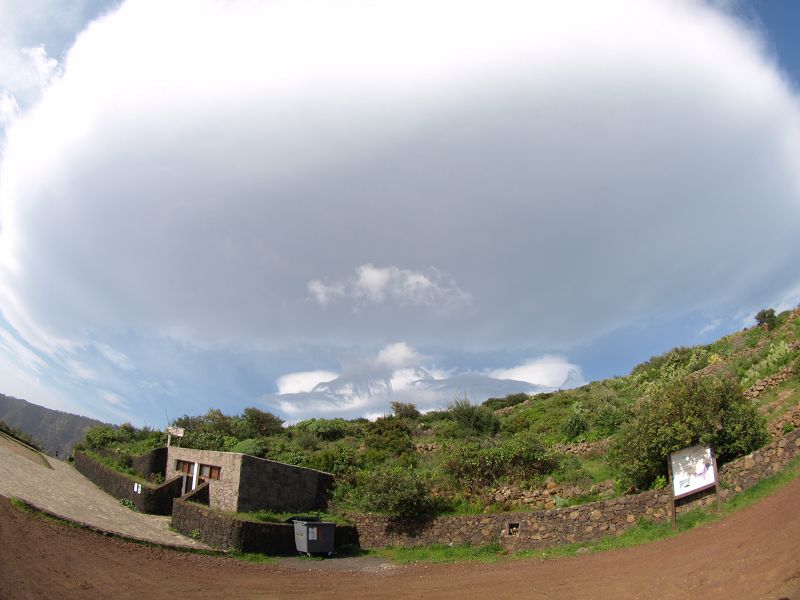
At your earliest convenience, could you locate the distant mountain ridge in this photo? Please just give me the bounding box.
[0,394,107,458]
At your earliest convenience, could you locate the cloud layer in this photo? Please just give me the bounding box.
[264,343,583,422]
[0,0,799,422]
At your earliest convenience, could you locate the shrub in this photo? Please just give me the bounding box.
[755,308,777,330]
[307,443,361,476]
[562,413,588,440]
[740,340,795,388]
[364,417,413,457]
[442,431,556,491]
[610,376,768,489]
[447,397,500,437]
[241,407,284,437]
[230,438,267,457]
[84,425,117,449]
[293,430,321,452]
[593,399,624,436]
[293,418,359,441]
[179,431,233,452]
[482,393,529,412]
[391,401,421,421]
[348,467,430,517]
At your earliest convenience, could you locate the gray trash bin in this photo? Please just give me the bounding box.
[290,517,336,556]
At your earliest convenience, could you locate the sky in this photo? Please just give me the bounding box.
[0,0,799,426]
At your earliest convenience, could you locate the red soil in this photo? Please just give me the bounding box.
[2,477,799,600]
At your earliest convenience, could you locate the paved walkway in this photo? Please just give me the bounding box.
[0,436,208,550]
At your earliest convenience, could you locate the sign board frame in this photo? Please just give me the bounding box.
[166,426,185,447]
[667,445,720,528]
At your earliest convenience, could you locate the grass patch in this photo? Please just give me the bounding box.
[226,551,278,565]
[9,497,80,528]
[229,508,351,526]
[375,541,503,564]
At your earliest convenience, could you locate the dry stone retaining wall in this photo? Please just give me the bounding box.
[74,451,184,515]
[171,483,357,554]
[350,425,800,551]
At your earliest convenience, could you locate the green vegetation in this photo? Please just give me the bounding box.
[229,508,351,526]
[119,498,138,511]
[81,306,800,520]
[0,419,41,450]
[609,376,768,489]
[755,308,777,330]
[376,541,503,564]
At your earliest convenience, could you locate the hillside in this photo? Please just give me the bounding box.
[80,305,800,518]
[0,394,107,458]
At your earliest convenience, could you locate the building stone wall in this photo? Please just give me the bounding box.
[165,447,333,513]
[237,454,334,513]
[166,447,243,512]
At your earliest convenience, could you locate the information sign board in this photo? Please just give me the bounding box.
[669,445,716,500]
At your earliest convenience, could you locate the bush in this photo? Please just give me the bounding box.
[593,399,624,436]
[241,407,284,437]
[610,376,768,489]
[84,425,117,449]
[442,431,556,491]
[391,401,421,421]
[562,413,588,440]
[447,397,500,437]
[293,418,359,441]
[348,467,430,517]
[482,393,529,412]
[755,308,777,330]
[307,443,361,476]
[230,438,267,457]
[364,417,413,457]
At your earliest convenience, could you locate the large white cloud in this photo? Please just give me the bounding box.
[1,0,799,371]
[265,342,574,422]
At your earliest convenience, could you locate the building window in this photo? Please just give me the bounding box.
[175,459,221,480]
[200,463,221,480]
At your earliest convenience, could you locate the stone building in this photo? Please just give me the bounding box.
[166,446,333,513]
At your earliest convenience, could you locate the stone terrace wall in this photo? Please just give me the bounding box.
[74,451,184,515]
[130,447,167,479]
[171,484,356,554]
[238,454,334,513]
[351,424,800,551]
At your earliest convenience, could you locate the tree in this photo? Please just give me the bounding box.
[610,376,767,489]
[755,308,777,330]
[242,407,284,437]
[390,401,421,421]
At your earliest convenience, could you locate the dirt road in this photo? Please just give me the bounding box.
[2,475,799,600]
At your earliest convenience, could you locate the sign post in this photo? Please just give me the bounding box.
[668,445,718,529]
[166,425,185,447]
